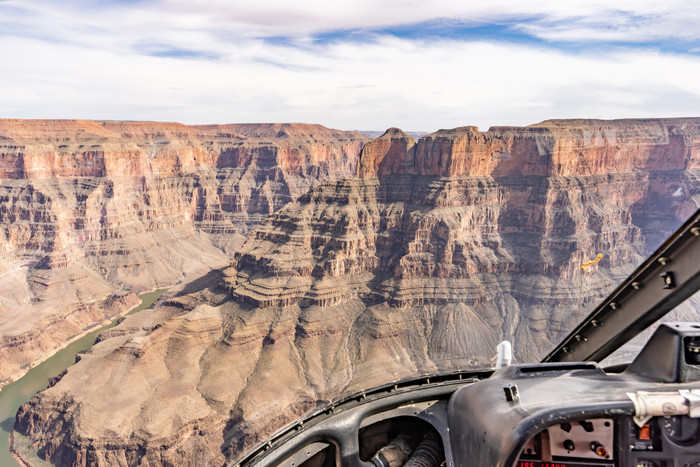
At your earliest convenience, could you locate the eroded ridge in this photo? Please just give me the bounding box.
[0,120,369,387]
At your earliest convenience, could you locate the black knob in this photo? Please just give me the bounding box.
[563,439,575,451]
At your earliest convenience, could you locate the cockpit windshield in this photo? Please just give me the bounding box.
[4,122,700,467]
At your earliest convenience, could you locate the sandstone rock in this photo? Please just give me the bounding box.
[0,120,369,387]
[12,118,700,466]
[355,119,700,178]
[357,128,416,177]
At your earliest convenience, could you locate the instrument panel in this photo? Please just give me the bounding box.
[517,418,614,467]
[516,415,700,467]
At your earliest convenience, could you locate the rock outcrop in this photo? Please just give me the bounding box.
[12,118,700,466]
[0,120,369,387]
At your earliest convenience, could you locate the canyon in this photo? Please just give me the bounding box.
[0,120,370,388]
[9,118,700,466]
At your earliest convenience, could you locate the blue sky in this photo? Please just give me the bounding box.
[1,0,700,131]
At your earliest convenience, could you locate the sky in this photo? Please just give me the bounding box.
[1,0,700,132]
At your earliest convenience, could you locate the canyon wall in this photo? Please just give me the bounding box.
[0,120,369,387]
[12,118,700,466]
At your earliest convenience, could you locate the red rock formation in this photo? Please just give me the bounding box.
[0,120,365,179]
[357,119,700,178]
[11,118,700,466]
[356,127,417,177]
[0,120,369,387]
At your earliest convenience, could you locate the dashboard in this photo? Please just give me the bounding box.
[448,323,700,467]
[448,365,700,467]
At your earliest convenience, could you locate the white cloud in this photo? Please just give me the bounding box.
[7,0,700,48]
[516,7,700,43]
[1,0,700,131]
[120,0,700,41]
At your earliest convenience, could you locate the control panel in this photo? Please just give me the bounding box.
[517,418,614,466]
[517,415,700,467]
[618,415,700,467]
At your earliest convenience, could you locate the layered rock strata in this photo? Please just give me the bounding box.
[13,118,700,466]
[0,120,369,387]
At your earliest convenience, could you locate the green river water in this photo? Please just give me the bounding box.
[0,289,167,466]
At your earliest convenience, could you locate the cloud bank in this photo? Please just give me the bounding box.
[1,0,699,131]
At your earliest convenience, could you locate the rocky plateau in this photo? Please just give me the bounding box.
[10,118,700,466]
[0,120,369,387]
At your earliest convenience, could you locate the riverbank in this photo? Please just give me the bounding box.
[1,288,168,467]
[0,293,141,391]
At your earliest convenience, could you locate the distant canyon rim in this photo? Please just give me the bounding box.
[2,117,700,466]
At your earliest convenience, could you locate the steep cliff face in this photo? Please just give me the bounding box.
[360,119,700,177]
[13,118,700,466]
[0,120,369,387]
